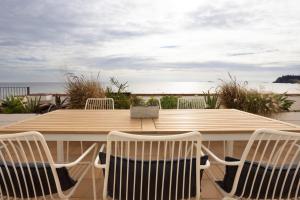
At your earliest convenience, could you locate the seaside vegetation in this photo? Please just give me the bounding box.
[65,73,105,109]
[1,96,25,113]
[0,74,295,114]
[219,75,294,115]
[203,90,220,109]
[160,96,178,109]
[0,96,42,114]
[47,95,69,112]
[146,97,160,106]
[106,77,131,109]
[23,96,41,113]
[130,96,160,107]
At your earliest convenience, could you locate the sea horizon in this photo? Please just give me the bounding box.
[1,81,299,94]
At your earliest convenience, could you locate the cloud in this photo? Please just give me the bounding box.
[0,0,154,46]
[160,45,179,49]
[0,0,300,82]
[163,61,300,73]
[16,56,45,62]
[227,52,258,56]
[81,56,156,70]
[188,2,258,29]
[73,55,300,73]
[227,49,279,56]
[0,41,23,46]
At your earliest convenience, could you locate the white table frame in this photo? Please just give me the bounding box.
[44,133,252,162]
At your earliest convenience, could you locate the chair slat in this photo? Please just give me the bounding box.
[177,97,206,109]
[85,98,114,110]
[207,129,300,199]
[99,131,207,200]
[0,131,94,200]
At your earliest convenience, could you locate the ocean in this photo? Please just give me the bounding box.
[0,81,299,94]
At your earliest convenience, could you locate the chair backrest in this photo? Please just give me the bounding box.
[101,131,206,200]
[230,128,300,199]
[0,131,65,199]
[85,98,114,110]
[177,97,206,109]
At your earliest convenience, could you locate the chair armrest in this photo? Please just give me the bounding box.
[54,143,97,168]
[94,144,106,169]
[202,145,240,166]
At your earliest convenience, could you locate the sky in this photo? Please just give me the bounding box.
[0,0,300,83]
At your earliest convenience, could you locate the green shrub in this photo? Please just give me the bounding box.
[219,75,247,110]
[130,96,160,107]
[65,73,105,109]
[160,96,178,109]
[219,75,294,115]
[130,96,145,106]
[273,93,295,111]
[23,96,41,113]
[107,93,131,109]
[146,97,160,106]
[1,96,25,113]
[203,90,220,109]
[106,77,131,109]
[243,92,294,114]
[47,95,69,112]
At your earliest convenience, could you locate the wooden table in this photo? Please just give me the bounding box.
[1,109,299,161]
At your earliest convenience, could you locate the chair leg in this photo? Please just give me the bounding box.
[92,165,97,200]
[81,141,84,154]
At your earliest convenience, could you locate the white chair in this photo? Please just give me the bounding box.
[177,97,206,109]
[85,98,114,110]
[202,128,300,199]
[95,131,210,200]
[0,131,97,200]
[73,97,114,158]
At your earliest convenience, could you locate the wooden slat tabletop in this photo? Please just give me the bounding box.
[153,109,300,133]
[0,109,299,134]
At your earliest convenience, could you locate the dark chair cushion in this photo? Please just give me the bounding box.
[0,162,77,198]
[99,152,208,200]
[217,157,300,198]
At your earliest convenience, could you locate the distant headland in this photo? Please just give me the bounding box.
[273,75,300,83]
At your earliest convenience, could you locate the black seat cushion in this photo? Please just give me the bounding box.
[0,162,77,198]
[216,157,300,198]
[99,152,208,200]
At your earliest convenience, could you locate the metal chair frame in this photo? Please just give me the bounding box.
[0,131,97,200]
[95,131,210,200]
[202,128,300,200]
[70,97,114,162]
[85,98,114,110]
[177,97,206,109]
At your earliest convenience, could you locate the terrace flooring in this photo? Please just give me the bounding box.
[0,112,299,199]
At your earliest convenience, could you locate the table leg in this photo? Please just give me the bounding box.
[57,141,64,163]
[226,141,234,156]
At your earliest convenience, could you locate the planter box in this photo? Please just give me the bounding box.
[130,106,159,119]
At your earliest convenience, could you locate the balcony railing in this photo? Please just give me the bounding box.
[0,86,30,100]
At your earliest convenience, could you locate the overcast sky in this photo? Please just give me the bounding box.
[0,0,300,83]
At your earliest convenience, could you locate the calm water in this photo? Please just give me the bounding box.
[0,81,299,94]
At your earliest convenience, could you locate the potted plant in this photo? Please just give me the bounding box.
[130,96,160,119]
